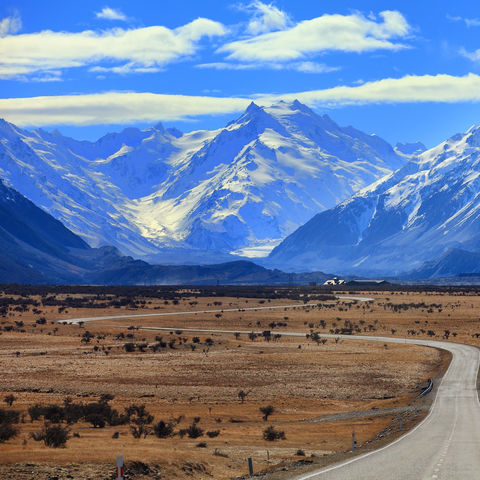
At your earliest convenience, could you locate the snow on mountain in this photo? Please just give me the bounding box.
[0,101,404,262]
[269,125,480,277]
[395,141,427,157]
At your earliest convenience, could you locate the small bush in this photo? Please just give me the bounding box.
[196,441,207,448]
[153,420,174,439]
[179,422,204,439]
[296,449,306,456]
[4,394,16,406]
[0,408,20,424]
[0,422,18,443]
[263,426,285,441]
[36,423,70,448]
[207,430,220,438]
[85,413,106,428]
[28,404,43,422]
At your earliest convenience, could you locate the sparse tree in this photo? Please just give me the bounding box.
[260,405,275,421]
[238,390,250,404]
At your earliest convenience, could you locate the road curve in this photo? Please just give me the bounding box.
[58,297,480,479]
[292,335,480,480]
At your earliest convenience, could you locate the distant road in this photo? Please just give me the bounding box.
[58,295,480,478]
[60,295,373,325]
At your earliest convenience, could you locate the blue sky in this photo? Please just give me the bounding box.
[2,0,480,147]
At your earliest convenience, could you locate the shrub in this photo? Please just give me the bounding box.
[128,404,153,439]
[0,422,18,442]
[34,423,70,448]
[206,430,220,438]
[4,394,16,406]
[179,422,204,439]
[28,404,43,422]
[0,408,20,424]
[85,413,106,428]
[153,420,174,438]
[43,405,64,423]
[263,426,285,441]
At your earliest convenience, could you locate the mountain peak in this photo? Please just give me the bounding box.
[246,101,261,113]
[153,121,165,132]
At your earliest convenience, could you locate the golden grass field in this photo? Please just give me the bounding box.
[0,286,477,479]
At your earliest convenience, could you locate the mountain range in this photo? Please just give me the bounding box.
[269,125,480,278]
[0,178,333,285]
[3,99,480,282]
[0,100,405,264]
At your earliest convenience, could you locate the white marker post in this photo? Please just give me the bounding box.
[116,456,124,480]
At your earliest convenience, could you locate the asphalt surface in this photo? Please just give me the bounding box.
[294,336,480,480]
[59,296,480,479]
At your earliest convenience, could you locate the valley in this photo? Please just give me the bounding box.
[2,285,477,479]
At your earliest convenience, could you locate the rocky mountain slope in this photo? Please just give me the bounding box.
[269,125,480,277]
[0,178,330,285]
[0,178,90,283]
[0,101,404,263]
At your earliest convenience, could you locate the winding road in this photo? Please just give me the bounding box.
[59,296,480,479]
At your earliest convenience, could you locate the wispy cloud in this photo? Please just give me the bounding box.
[279,73,480,106]
[0,92,251,126]
[218,10,411,63]
[3,73,480,127]
[447,14,480,28]
[460,48,480,62]
[95,7,128,21]
[0,16,227,79]
[0,13,21,37]
[240,1,291,35]
[197,61,339,73]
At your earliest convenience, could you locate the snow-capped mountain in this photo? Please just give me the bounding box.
[0,101,404,262]
[0,177,332,285]
[269,125,480,277]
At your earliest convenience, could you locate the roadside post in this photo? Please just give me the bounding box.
[352,429,355,451]
[116,456,124,480]
[248,457,254,475]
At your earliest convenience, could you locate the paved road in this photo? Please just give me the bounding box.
[59,296,480,479]
[294,336,480,480]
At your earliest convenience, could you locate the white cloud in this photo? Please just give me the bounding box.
[460,47,480,62]
[0,92,251,126]
[218,10,411,62]
[3,74,480,127]
[197,60,338,73]
[242,1,291,35]
[447,14,480,27]
[0,18,227,79]
[279,73,480,106]
[0,14,21,37]
[95,7,127,21]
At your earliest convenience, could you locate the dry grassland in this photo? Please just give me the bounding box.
[0,287,474,479]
